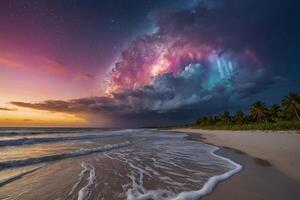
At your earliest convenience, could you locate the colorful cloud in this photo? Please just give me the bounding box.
[9,0,297,126]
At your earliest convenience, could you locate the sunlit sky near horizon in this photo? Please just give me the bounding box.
[0,0,299,127]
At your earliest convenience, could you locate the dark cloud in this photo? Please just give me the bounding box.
[83,73,94,79]
[108,0,298,91]
[152,0,299,50]
[0,107,16,111]
[148,0,300,83]
[11,61,283,126]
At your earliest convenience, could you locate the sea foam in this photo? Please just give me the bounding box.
[77,163,96,200]
[105,131,242,200]
[171,146,242,200]
[124,146,242,200]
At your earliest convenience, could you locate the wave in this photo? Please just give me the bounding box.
[0,128,113,136]
[0,166,42,187]
[125,145,242,200]
[170,146,242,200]
[0,141,130,170]
[0,133,129,147]
[67,163,89,197]
[77,163,96,200]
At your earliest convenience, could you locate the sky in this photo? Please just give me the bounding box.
[0,0,299,127]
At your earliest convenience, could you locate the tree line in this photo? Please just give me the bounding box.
[194,93,300,127]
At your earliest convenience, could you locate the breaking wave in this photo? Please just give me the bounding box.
[0,141,130,170]
[0,133,129,147]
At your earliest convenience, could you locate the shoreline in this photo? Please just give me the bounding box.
[171,128,300,181]
[169,128,300,200]
[178,130,300,199]
[203,146,300,200]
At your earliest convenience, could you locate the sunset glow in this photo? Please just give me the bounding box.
[0,107,87,127]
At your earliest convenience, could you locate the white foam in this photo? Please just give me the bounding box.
[67,163,88,196]
[77,164,96,200]
[125,142,242,200]
[172,146,242,200]
[74,130,242,200]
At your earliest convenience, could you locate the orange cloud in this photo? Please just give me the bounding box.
[34,56,69,74]
[0,51,100,85]
[73,72,95,81]
[0,53,70,74]
[0,56,24,69]
[0,107,16,111]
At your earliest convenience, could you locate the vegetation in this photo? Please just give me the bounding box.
[192,92,300,130]
[281,93,300,120]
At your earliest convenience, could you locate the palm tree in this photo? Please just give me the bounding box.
[281,93,300,120]
[207,116,214,125]
[269,104,281,121]
[201,117,208,126]
[234,110,247,124]
[250,101,269,123]
[196,117,202,125]
[213,115,220,124]
[220,111,231,125]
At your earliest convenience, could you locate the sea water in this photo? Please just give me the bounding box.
[0,128,241,200]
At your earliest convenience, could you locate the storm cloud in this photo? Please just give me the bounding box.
[11,0,297,126]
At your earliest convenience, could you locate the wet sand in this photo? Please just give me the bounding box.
[204,148,300,200]
[173,129,300,200]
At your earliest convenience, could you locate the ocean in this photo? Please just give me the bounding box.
[0,128,241,200]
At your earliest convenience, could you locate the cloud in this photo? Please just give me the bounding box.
[34,56,69,74]
[0,56,24,69]
[11,60,282,120]
[107,0,297,94]
[0,53,98,84]
[83,73,94,79]
[0,107,16,111]
[73,72,95,81]
[0,54,69,75]
[10,0,295,126]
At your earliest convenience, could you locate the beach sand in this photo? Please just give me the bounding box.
[172,128,300,199]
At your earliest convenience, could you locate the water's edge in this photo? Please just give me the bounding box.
[171,138,242,200]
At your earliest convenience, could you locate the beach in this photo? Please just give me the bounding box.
[0,128,243,200]
[171,128,300,199]
[0,127,299,200]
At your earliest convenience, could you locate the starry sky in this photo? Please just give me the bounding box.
[0,0,299,127]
